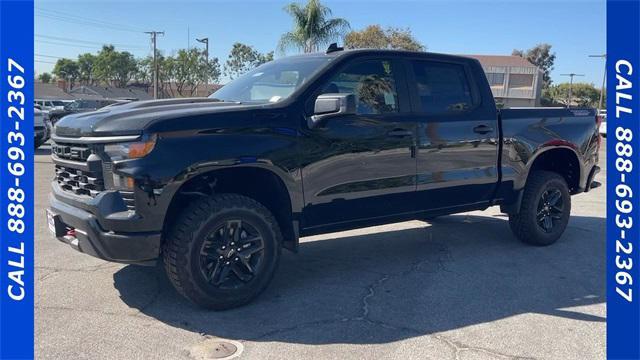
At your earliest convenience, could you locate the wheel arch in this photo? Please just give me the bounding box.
[503,145,583,214]
[162,164,300,252]
[525,146,582,194]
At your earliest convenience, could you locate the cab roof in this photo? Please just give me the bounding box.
[286,47,481,65]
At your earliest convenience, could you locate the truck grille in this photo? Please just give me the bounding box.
[52,140,135,211]
[52,141,104,198]
[55,165,104,196]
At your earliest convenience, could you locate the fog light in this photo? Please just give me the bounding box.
[112,174,134,190]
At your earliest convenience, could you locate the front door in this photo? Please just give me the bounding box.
[300,58,417,228]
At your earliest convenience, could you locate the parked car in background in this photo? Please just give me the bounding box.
[34,99,67,112]
[35,104,57,140]
[47,48,601,309]
[33,103,49,116]
[598,109,607,136]
[48,99,119,125]
[34,107,48,149]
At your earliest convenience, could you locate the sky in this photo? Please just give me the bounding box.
[35,0,606,86]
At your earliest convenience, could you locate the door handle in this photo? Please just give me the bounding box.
[473,125,494,134]
[387,129,413,138]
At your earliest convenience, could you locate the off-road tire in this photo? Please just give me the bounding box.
[508,171,571,246]
[163,194,282,310]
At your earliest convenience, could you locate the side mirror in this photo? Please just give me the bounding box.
[309,93,356,128]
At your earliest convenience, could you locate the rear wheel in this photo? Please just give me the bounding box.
[508,171,571,246]
[163,194,282,309]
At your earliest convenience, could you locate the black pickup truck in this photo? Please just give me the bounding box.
[47,47,601,309]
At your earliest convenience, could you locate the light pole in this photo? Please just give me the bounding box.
[196,37,209,61]
[589,54,607,112]
[560,73,585,107]
[196,37,210,96]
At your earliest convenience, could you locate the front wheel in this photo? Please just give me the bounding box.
[163,194,282,310]
[508,171,571,246]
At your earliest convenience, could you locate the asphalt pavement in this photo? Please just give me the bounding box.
[35,140,607,360]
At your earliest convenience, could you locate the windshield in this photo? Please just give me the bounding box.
[210,56,332,104]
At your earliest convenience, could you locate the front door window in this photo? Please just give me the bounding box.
[322,59,399,115]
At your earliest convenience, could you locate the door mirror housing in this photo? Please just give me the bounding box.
[309,93,356,128]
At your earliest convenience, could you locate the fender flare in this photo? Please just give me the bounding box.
[159,161,303,251]
[517,144,583,191]
[503,145,582,214]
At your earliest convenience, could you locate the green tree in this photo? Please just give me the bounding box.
[542,82,602,107]
[168,49,198,96]
[512,44,556,88]
[345,25,424,51]
[224,43,274,80]
[279,0,350,54]
[52,58,79,88]
[164,48,221,97]
[201,57,222,86]
[134,56,154,84]
[151,53,174,97]
[38,72,53,83]
[93,45,117,85]
[93,45,138,87]
[77,53,97,85]
[133,51,168,84]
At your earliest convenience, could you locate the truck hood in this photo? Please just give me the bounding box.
[53,98,261,138]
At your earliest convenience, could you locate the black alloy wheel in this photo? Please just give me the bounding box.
[199,219,266,289]
[508,171,571,246]
[163,194,282,310]
[536,188,564,233]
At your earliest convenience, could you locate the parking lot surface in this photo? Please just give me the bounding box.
[35,141,606,360]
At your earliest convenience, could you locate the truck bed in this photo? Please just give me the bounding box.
[496,107,600,204]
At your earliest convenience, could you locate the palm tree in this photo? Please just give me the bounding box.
[279,0,350,54]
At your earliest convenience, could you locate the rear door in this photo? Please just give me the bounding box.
[301,57,418,228]
[407,58,499,211]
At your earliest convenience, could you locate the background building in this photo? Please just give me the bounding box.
[35,80,223,103]
[465,55,543,108]
[34,82,76,101]
[68,85,152,101]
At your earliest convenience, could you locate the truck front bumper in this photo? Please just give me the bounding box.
[48,182,161,265]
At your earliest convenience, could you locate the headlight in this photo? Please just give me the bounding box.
[103,134,157,161]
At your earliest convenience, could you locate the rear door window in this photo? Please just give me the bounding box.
[411,61,475,114]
